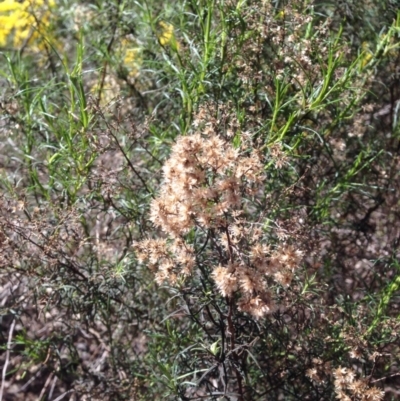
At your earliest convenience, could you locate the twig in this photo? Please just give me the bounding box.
[226,297,244,401]
[51,390,74,401]
[37,372,54,401]
[96,0,122,106]
[371,372,400,384]
[48,375,58,400]
[0,317,16,401]
[93,106,155,198]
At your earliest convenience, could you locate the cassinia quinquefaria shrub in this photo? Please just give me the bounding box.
[135,128,303,318]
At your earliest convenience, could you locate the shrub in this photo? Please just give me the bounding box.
[0,0,399,400]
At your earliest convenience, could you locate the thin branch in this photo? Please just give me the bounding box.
[94,106,155,198]
[226,297,244,400]
[0,317,16,401]
[371,372,400,384]
[52,390,74,401]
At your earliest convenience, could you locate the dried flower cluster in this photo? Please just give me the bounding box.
[306,357,331,384]
[135,129,303,317]
[333,367,384,401]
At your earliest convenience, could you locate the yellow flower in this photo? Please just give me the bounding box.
[123,47,142,77]
[119,37,142,78]
[158,21,179,50]
[360,41,373,68]
[0,0,55,49]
